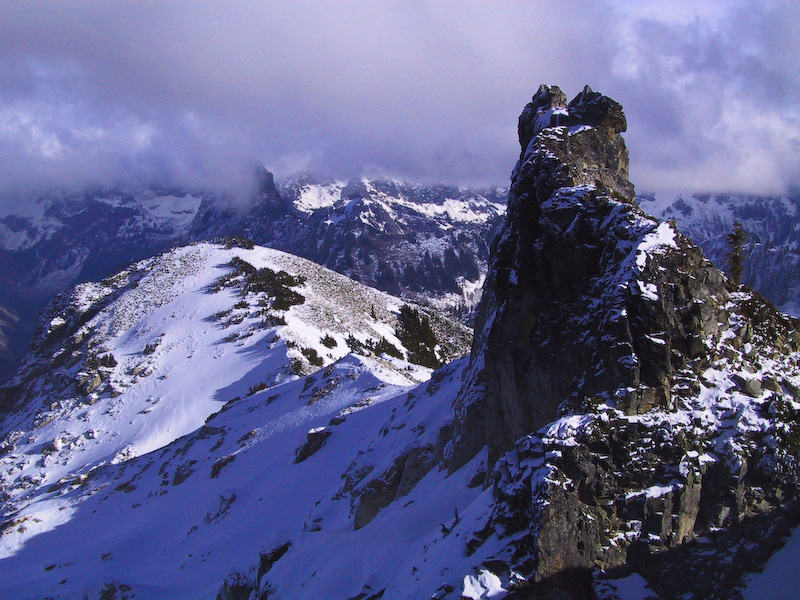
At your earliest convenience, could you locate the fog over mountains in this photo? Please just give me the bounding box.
[1,3,800,598]
[1,3,798,199]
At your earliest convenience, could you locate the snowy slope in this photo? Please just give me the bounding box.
[741,524,800,599]
[0,242,474,599]
[0,241,490,600]
[0,356,502,600]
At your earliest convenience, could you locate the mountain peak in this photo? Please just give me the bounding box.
[517,84,569,148]
[517,84,633,202]
[567,84,627,133]
[446,85,800,597]
[252,165,289,213]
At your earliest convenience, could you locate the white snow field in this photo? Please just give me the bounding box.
[0,242,483,600]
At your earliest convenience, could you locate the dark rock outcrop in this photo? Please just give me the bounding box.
[451,84,675,468]
[448,85,800,598]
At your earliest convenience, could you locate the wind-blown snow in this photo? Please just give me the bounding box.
[462,569,507,599]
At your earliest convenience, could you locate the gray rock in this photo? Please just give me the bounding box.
[293,427,332,464]
[567,85,627,133]
[447,84,800,599]
[732,373,762,397]
[353,447,435,530]
[518,84,569,150]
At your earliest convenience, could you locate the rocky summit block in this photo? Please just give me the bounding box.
[517,84,633,203]
[446,85,800,598]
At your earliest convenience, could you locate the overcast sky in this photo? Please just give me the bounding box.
[0,0,798,199]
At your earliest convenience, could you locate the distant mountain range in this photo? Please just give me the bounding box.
[0,175,504,383]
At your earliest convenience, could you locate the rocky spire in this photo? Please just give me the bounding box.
[449,85,645,469]
[567,84,627,132]
[516,84,633,202]
[445,85,800,598]
[517,84,569,150]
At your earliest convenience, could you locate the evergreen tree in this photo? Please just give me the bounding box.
[396,305,440,368]
[727,221,747,287]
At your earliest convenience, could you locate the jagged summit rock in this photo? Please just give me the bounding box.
[447,84,800,598]
[517,84,633,203]
[518,84,626,150]
[451,84,651,468]
[567,84,627,133]
[517,84,569,149]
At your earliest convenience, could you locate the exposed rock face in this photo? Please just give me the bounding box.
[448,85,800,598]
[451,84,678,468]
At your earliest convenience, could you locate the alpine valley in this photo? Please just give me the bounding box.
[2,85,800,600]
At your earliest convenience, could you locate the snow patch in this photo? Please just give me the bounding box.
[462,569,507,599]
[636,222,678,268]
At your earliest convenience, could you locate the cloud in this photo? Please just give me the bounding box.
[604,0,800,194]
[0,0,797,200]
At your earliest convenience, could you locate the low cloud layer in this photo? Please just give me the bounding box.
[0,0,797,200]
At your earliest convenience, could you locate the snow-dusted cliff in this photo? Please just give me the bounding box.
[640,192,800,317]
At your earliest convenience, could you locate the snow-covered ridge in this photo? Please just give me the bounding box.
[354,180,506,225]
[0,243,470,545]
[0,240,488,600]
